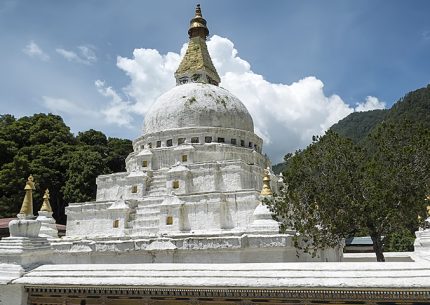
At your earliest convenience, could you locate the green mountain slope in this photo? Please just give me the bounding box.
[385,84,430,127]
[330,109,388,144]
[272,84,430,174]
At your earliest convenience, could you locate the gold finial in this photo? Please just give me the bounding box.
[195,4,202,17]
[188,4,209,39]
[175,4,220,86]
[260,168,273,196]
[40,188,52,212]
[19,175,36,216]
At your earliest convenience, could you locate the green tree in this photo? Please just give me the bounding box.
[0,114,74,221]
[106,137,133,173]
[0,113,132,223]
[62,147,110,204]
[77,129,108,147]
[384,228,416,252]
[268,131,364,256]
[0,155,30,217]
[269,125,430,261]
[0,115,19,167]
[28,113,75,145]
[360,121,430,260]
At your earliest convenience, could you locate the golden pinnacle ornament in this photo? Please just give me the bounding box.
[40,189,52,213]
[19,175,35,217]
[260,168,273,196]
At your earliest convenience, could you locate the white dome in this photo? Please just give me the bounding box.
[143,83,254,134]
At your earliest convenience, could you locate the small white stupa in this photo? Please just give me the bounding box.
[0,176,51,266]
[36,189,59,239]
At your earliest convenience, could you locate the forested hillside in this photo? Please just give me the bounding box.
[385,84,430,127]
[331,84,430,143]
[0,114,133,223]
[330,109,388,143]
[273,84,430,174]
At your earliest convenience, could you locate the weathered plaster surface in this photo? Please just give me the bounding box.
[143,83,253,134]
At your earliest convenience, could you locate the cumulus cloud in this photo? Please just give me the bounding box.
[95,80,133,127]
[23,41,50,61]
[96,48,181,131]
[56,45,97,65]
[355,96,385,112]
[98,35,385,161]
[116,49,180,115]
[207,36,250,75]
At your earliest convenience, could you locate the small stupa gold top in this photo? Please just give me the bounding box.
[260,168,273,196]
[39,189,52,213]
[19,175,35,216]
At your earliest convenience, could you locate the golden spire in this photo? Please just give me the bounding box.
[40,189,53,212]
[19,175,35,217]
[188,4,209,39]
[260,168,273,196]
[175,4,221,86]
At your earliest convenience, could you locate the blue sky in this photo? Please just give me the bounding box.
[1,0,429,161]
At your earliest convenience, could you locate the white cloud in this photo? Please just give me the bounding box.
[56,48,76,60]
[116,49,180,115]
[99,35,385,161]
[78,45,97,63]
[355,96,385,112]
[56,45,97,65]
[95,80,133,127]
[23,41,49,61]
[208,36,250,75]
[42,96,99,118]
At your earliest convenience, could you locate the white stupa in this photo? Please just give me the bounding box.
[2,6,430,305]
[61,4,341,263]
